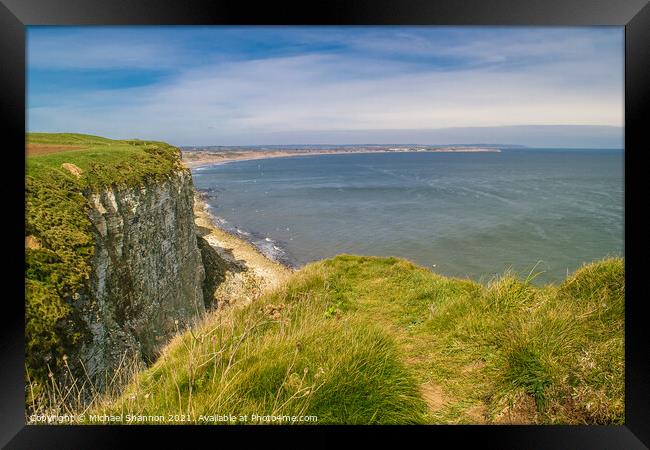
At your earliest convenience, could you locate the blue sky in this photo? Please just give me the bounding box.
[27,26,624,147]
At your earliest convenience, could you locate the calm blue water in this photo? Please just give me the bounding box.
[192,149,624,284]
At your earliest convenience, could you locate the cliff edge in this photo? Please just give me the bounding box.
[26,134,206,394]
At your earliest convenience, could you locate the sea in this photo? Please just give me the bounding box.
[192,148,624,284]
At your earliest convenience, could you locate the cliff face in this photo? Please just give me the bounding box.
[79,168,205,379]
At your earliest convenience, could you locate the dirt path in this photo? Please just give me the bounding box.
[352,291,490,424]
[26,143,87,156]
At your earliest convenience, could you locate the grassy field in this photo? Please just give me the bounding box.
[26,133,183,185]
[25,133,186,393]
[82,255,623,425]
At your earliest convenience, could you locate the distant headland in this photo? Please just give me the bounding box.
[181,145,502,169]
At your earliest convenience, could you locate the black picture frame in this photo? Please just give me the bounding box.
[2,0,648,447]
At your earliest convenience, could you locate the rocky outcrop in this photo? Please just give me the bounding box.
[77,169,205,381]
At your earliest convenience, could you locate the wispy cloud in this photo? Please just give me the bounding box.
[27,26,624,146]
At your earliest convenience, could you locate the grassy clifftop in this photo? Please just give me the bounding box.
[26,133,183,185]
[91,255,624,424]
[25,133,186,390]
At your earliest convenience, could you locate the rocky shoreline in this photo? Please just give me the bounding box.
[193,193,292,309]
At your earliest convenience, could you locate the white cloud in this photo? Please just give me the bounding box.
[27,28,624,145]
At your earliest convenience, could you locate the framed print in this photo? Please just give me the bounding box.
[1,0,648,447]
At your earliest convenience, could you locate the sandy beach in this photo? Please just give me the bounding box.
[183,150,319,169]
[183,150,383,169]
[193,193,292,308]
[182,147,500,169]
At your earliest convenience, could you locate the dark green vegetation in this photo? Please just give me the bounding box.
[25,133,185,394]
[92,255,624,424]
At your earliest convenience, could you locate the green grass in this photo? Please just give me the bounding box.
[88,275,429,424]
[26,133,183,186]
[85,255,623,425]
[25,133,186,393]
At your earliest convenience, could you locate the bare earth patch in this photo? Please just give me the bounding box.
[420,381,451,412]
[61,163,83,178]
[493,393,538,424]
[461,360,487,373]
[465,403,487,424]
[26,143,87,156]
[25,235,41,249]
[404,354,426,365]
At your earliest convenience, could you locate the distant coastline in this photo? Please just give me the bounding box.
[182,146,501,169]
